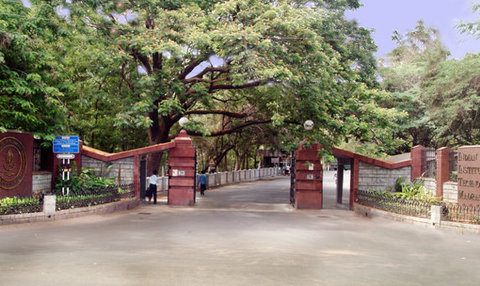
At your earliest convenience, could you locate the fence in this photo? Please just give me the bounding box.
[421,148,437,179]
[356,190,432,218]
[443,204,480,224]
[448,151,458,182]
[152,167,282,193]
[119,183,135,199]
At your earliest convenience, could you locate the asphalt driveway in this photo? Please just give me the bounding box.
[1,174,480,285]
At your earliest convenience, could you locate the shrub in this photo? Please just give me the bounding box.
[54,163,117,196]
[0,196,42,215]
[56,191,120,211]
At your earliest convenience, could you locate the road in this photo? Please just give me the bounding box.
[1,172,480,285]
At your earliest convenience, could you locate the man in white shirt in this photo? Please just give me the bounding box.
[148,170,159,204]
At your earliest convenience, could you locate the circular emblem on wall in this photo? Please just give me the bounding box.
[0,137,27,190]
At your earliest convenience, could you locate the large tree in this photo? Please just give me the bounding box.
[42,0,400,171]
[378,20,449,151]
[0,0,67,138]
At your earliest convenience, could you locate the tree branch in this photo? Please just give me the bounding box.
[210,80,267,91]
[132,50,152,74]
[184,110,248,118]
[120,62,135,91]
[153,52,162,71]
[178,58,207,80]
[182,76,229,84]
[187,119,272,137]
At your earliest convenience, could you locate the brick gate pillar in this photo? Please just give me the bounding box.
[294,142,323,209]
[168,130,196,206]
[410,145,425,181]
[436,147,452,198]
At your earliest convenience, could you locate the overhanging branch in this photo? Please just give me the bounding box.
[187,119,272,137]
[184,110,248,118]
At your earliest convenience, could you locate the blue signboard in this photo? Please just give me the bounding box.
[53,136,79,153]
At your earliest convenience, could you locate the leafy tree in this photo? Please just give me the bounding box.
[1,0,403,171]
[378,20,449,151]
[421,54,480,146]
[0,0,66,138]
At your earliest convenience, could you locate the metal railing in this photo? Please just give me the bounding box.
[356,190,432,218]
[421,148,437,179]
[448,151,458,182]
[119,183,135,198]
[442,203,480,224]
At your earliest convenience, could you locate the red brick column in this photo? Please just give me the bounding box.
[436,147,452,198]
[134,155,140,200]
[410,145,425,181]
[349,157,359,211]
[168,130,196,206]
[294,142,323,209]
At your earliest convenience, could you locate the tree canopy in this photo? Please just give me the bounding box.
[1,0,406,169]
[0,0,67,139]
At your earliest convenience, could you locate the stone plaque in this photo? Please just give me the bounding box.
[457,146,480,206]
[0,132,33,199]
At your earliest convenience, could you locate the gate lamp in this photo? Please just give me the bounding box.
[304,120,314,130]
[179,117,189,128]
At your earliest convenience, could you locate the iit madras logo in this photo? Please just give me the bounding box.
[0,137,27,190]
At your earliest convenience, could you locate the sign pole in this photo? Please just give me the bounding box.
[62,158,65,196]
[66,158,70,196]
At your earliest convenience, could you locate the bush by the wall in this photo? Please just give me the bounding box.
[56,192,120,211]
[0,197,42,215]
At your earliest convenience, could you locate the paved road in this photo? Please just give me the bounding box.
[1,173,480,285]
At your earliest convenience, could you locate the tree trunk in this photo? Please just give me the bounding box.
[147,112,174,175]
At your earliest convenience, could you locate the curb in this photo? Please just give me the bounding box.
[354,203,480,235]
[0,198,139,225]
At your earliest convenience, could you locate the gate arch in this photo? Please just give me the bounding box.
[80,130,196,206]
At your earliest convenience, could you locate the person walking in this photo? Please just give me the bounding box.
[198,172,207,196]
[148,170,159,204]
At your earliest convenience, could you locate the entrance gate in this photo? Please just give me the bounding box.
[292,142,323,209]
[81,130,196,206]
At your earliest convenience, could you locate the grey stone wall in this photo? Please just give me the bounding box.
[358,161,411,192]
[81,156,134,184]
[420,178,457,202]
[32,172,52,195]
[422,178,436,195]
[443,182,458,203]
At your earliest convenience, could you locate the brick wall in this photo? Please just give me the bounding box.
[358,161,411,191]
[32,171,52,195]
[81,156,134,184]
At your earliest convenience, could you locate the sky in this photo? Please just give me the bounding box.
[346,0,480,59]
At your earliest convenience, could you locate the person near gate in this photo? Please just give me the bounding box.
[148,170,159,204]
[198,171,207,196]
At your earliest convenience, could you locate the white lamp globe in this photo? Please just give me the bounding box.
[179,117,189,128]
[304,120,314,130]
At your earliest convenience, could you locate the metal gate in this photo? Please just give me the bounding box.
[290,151,296,205]
[139,156,147,199]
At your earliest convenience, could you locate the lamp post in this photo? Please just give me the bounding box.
[179,117,189,128]
[304,120,314,131]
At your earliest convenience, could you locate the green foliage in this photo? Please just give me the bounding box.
[379,20,450,151]
[54,164,117,196]
[0,0,67,138]
[371,178,442,205]
[56,192,120,210]
[394,177,406,193]
[471,216,480,225]
[58,0,400,159]
[0,196,42,215]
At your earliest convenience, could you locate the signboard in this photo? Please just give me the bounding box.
[209,158,216,166]
[457,146,480,206]
[53,136,79,153]
[56,153,75,160]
